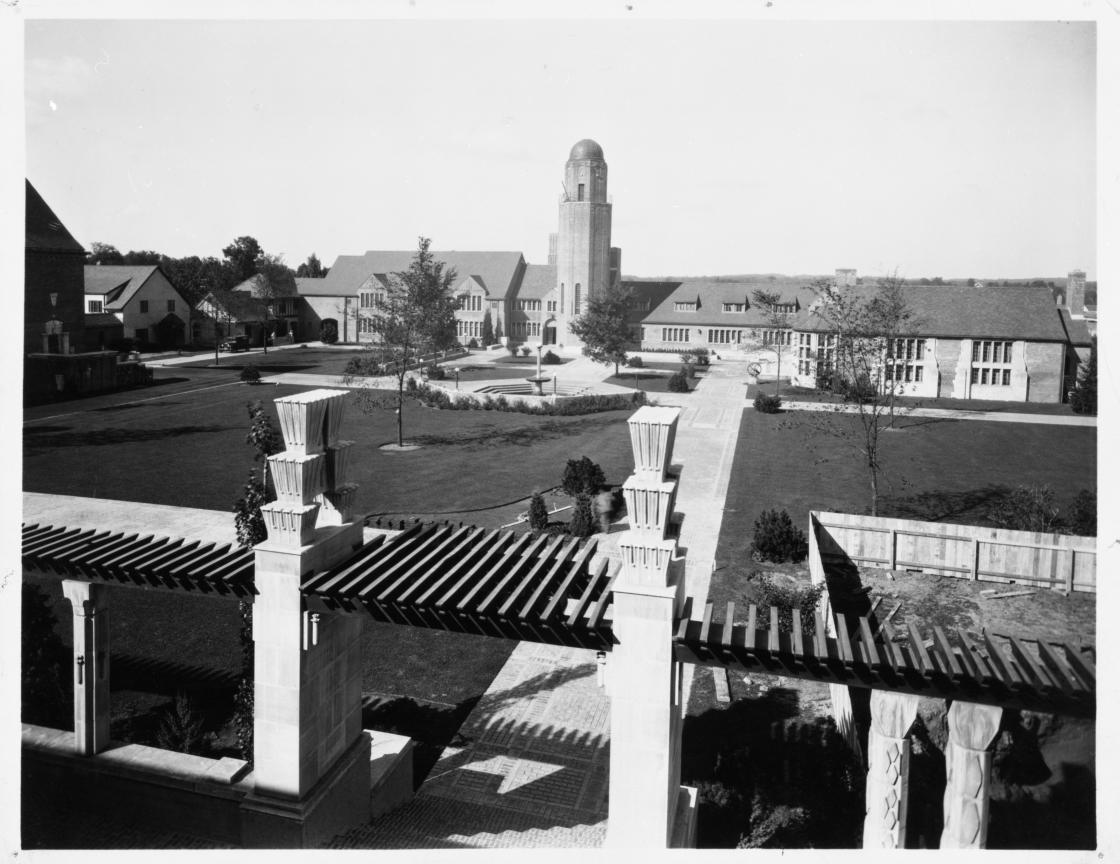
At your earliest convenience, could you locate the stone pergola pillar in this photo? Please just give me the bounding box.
[61,580,110,756]
[941,700,1003,849]
[607,406,694,848]
[240,389,371,848]
[862,690,920,849]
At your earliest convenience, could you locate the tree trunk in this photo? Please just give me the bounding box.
[775,347,782,398]
[397,383,405,447]
[870,465,878,516]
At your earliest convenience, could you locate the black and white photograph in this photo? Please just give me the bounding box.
[5,1,1114,855]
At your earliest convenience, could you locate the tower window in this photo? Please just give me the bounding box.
[577,183,585,201]
[574,284,582,315]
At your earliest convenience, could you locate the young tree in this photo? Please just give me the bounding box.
[527,491,549,530]
[745,289,794,397]
[562,456,606,497]
[222,235,264,283]
[569,493,596,538]
[296,252,328,278]
[345,237,458,447]
[1069,344,1096,415]
[809,273,919,516]
[494,317,504,343]
[481,310,495,347]
[569,282,633,375]
[86,241,124,265]
[252,253,297,353]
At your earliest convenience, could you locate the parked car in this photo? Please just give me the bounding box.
[219,335,251,353]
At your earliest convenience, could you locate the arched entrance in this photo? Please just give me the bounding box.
[542,318,557,345]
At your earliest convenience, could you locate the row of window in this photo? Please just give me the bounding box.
[884,363,925,383]
[456,320,484,338]
[707,329,741,344]
[90,298,178,314]
[511,321,542,337]
[661,328,690,343]
[516,299,542,311]
[972,367,1013,386]
[457,295,483,311]
[972,340,1013,364]
[761,329,792,346]
[359,290,384,308]
[886,338,926,361]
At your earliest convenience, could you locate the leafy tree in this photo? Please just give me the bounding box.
[494,317,503,343]
[1069,345,1096,415]
[750,510,808,563]
[562,456,606,497]
[345,237,459,447]
[296,252,328,278]
[233,400,281,547]
[481,310,495,346]
[86,241,124,264]
[668,368,690,392]
[527,492,549,530]
[808,273,919,516]
[569,281,633,375]
[252,253,297,353]
[569,493,596,538]
[222,235,264,283]
[746,289,793,397]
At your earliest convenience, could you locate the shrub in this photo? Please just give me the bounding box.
[750,509,808,563]
[626,355,644,368]
[751,573,824,634]
[467,338,479,349]
[1069,347,1096,415]
[1068,489,1096,537]
[494,394,509,411]
[344,355,382,376]
[693,347,711,367]
[240,364,261,384]
[989,484,1063,533]
[542,350,562,365]
[22,584,69,729]
[156,692,206,755]
[520,346,531,357]
[569,493,596,538]
[562,456,606,496]
[320,318,339,344]
[668,369,691,392]
[679,352,695,365]
[528,492,549,530]
[753,394,782,413]
[425,363,447,381]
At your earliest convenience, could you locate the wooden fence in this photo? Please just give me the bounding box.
[810,511,1096,593]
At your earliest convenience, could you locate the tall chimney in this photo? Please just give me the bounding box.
[1067,269,1086,316]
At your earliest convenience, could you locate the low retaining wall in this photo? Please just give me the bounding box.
[811,511,1095,593]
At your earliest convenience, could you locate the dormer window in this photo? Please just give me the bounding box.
[722,303,744,313]
[674,301,697,312]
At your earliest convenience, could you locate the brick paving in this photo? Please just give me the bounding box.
[327,641,610,848]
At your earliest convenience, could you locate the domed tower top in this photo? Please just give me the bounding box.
[569,139,604,161]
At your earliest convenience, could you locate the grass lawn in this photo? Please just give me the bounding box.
[758,383,1082,416]
[707,408,1096,626]
[23,376,635,773]
[437,365,538,382]
[607,370,703,393]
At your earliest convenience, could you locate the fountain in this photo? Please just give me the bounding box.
[525,343,552,396]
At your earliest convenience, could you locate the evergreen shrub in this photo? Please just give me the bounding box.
[749,509,808,563]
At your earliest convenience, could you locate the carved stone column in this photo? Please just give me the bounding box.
[863,690,920,849]
[61,580,111,756]
[941,700,1003,849]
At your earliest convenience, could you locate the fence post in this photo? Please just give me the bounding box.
[889,529,897,570]
[971,539,980,580]
[1065,548,1076,593]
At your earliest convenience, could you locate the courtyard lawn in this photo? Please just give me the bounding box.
[607,370,703,393]
[751,382,1081,416]
[24,376,636,772]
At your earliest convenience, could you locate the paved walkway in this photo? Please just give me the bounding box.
[780,399,1097,427]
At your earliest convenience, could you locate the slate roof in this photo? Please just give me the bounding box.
[642,278,819,327]
[315,250,526,300]
[295,277,327,295]
[84,265,161,310]
[26,180,84,254]
[197,290,269,322]
[791,284,1072,342]
[516,264,557,299]
[1058,308,1095,346]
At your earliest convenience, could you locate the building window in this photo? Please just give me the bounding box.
[969,339,1014,386]
[707,329,741,344]
[547,300,557,312]
[722,303,744,313]
[673,302,697,312]
[139,300,149,313]
[87,300,103,313]
[661,327,690,343]
[577,183,585,201]
[762,329,791,346]
[516,299,542,312]
[574,284,582,316]
[458,295,482,311]
[167,299,176,312]
[883,338,927,385]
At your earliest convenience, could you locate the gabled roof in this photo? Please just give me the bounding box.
[642,278,818,327]
[316,250,526,301]
[26,180,84,254]
[84,265,161,310]
[197,290,269,323]
[792,283,1072,342]
[516,264,556,299]
[295,277,327,295]
[1058,308,1094,346]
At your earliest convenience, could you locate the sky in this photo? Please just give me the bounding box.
[22,15,1099,281]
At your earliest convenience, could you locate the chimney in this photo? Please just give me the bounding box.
[1067,270,1086,316]
[547,233,558,267]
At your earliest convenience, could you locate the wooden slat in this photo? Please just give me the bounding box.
[1035,640,1076,694]
[878,622,901,672]
[747,605,758,650]
[1008,636,1050,689]
[723,602,736,648]
[811,609,828,659]
[858,617,879,667]
[498,535,568,618]
[539,537,599,621]
[566,558,609,628]
[955,629,991,681]
[21,527,87,558]
[834,613,854,663]
[379,524,474,602]
[355,524,445,598]
[791,608,804,658]
[335,524,428,595]
[114,537,179,575]
[438,532,526,609]
[25,528,100,563]
[311,534,388,594]
[699,602,714,645]
[84,533,157,571]
[474,533,551,614]
[518,536,581,620]
[585,568,618,630]
[62,532,128,568]
[675,597,694,641]
[768,607,780,653]
[982,632,1023,687]
[1063,644,1096,690]
[932,626,963,678]
[907,623,934,674]
[411,528,494,605]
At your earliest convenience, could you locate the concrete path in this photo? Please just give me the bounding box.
[779,399,1096,427]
